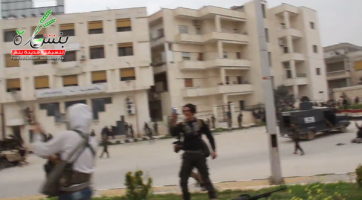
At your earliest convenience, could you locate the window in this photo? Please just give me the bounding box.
[32,26,45,38]
[92,70,107,84]
[65,100,87,109]
[92,97,112,119]
[39,103,61,123]
[182,52,190,60]
[268,52,272,66]
[237,76,243,84]
[34,76,49,89]
[198,53,204,61]
[284,46,289,53]
[33,58,48,65]
[63,51,77,62]
[90,46,105,59]
[310,22,315,29]
[226,76,230,84]
[265,28,269,43]
[184,78,193,88]
[60,23,75,36]
[158,28,164,38]
[120,68,136,81]
[316,68,321,75]
[118,43,133,57]
[196,28,201,35]
[88,21,103,34]
[63,75,78,87]
[5,54,19,67]
[6,78,21,92]
[179,25,188,34]
[236,52,241,59]
[286,70,292,79]
[223,51,228,58]
[117,18,132,32]
[313,45,318,53]
[233,29,238,34]
[262,4,266,18]
[4,29,17,42]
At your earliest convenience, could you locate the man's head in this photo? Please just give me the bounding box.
[183,103,196,119]
[66,103,92,134]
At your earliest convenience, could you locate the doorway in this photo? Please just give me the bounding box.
[12,126,23,144]
[239,100,245,111]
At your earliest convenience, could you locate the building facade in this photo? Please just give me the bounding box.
[324,43,362,97]
[1,0,65,19]
[0,7,153,142]
[148,1,328,122]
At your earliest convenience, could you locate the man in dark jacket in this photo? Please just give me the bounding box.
[237,113,243,128]
[291,123,304,155]
[171,103,217,200]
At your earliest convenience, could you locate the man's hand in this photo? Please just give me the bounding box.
[171,112,178,126]
[31,123,43,134]
[212,151,217,159]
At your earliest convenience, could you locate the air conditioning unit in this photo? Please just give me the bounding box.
[193,20,201,27]
[80,55,86,61]
[279,40,285,46]
[125,97,136,115]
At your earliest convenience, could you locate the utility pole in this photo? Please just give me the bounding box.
[254,0,283,184]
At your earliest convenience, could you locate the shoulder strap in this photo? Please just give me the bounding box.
[73,130,96,157]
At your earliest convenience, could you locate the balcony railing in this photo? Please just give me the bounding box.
[175,32,248,44]
[277,28,302,38]
[281,53,305,62]
[179,58,251,70]
[174,6,246,19]
[182,84,253,97]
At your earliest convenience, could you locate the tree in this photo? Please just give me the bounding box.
[274,85,296,111]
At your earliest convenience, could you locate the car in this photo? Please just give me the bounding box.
[278,103,350,141]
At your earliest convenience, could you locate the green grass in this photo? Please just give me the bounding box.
[42,183,362,200]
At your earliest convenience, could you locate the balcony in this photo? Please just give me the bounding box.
[281,53,305,62]
[182,84,253,97]
[283,74,308,86]
[174,6,246,19]
[327,70,351,81]
[175,32,249,44]
[277,28,302,39]
[179,59,251,70]
[274,4,299,15]
[206,58,251,69]
[203,32,249,43]
[175,34,203,44]
[153,63,168,74]
[151,37,166,48]
[179,61,205,70]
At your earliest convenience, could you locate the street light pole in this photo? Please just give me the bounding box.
[254,0,283,184]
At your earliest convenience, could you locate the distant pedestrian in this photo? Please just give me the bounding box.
[237,113,243,128]
[342,98,348,109]
[291,123,304,155]
[211,115,216,129]
[129,124,134,139]
[102,126,113,139]
[144,123,155,142]
[100,131,110,158]
[355,97,360,104]
[153,121,159,136]
[90,129,96,137]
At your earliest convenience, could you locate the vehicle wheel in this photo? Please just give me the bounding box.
[307,131,316,141]
[339,125,347,133]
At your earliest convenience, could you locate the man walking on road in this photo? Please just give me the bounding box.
[100,130,110,158]
[237,113,243,128]
[291,123,304,155]
[171,103,218,200]
[30,104,97,200]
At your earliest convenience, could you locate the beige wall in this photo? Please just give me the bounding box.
[0,8,154,142]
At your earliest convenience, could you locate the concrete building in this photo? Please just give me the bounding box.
[0,7,153,142]
[324,43,362,97]
[148,1,328,123]
[1,0,64,19]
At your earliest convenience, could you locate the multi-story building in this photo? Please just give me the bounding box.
[1,0,64,19]
[148,1,328,122]
[0,7,153,142]
[324,43,362,97]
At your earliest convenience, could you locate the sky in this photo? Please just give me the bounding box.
[32,0,362,47]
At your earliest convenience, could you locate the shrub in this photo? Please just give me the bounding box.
[125,170,153,200]
[356,165,362,187]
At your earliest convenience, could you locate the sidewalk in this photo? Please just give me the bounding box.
[1,173,356,200]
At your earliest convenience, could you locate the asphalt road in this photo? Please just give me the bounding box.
[0,124,361,198]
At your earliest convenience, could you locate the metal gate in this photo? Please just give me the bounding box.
[216,104,230,123]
